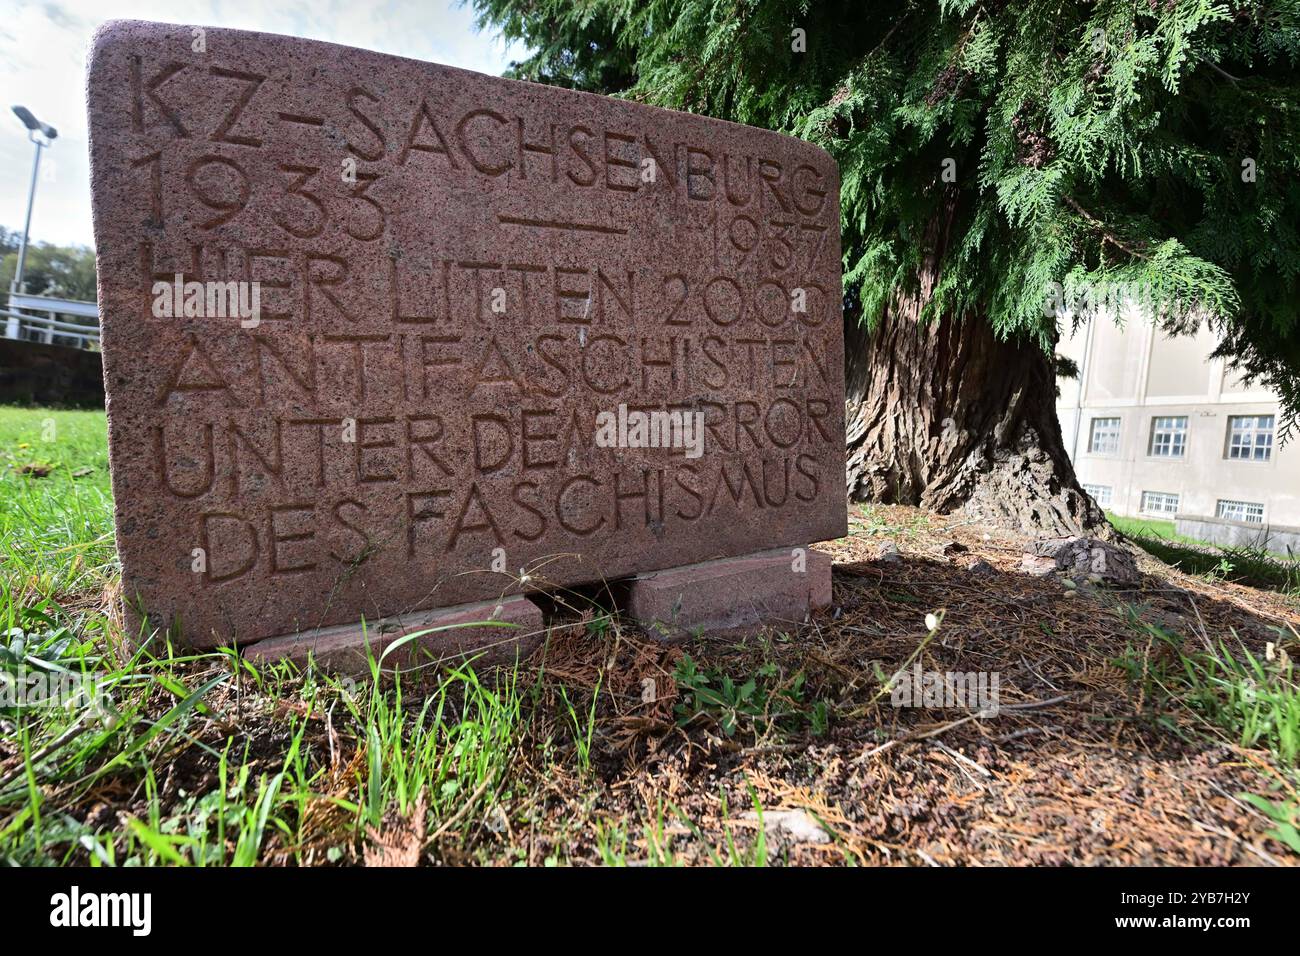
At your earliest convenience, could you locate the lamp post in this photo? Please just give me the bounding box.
[6,105,57,340]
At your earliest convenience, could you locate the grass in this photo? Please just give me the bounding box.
[0,406,782,866]
[0,407,116,598]
[1119,612,1300,765]
[1107,510,1300,597]
[4,404,1299,865]
[1112,510,1300,846]
[1106,512,1191,544]
[1119,609,1300,857]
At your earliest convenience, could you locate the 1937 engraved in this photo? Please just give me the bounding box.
[89,21,847,647]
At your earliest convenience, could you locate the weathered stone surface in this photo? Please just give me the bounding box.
[626,546,832,637]
[87,21,847,649]
[242,595,542,675]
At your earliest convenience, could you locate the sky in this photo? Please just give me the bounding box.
[0,0,526,248]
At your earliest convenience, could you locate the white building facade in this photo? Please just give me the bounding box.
[1056,316,1300,547]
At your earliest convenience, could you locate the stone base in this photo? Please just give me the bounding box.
[242,595,543,676]
[625,547,832,639]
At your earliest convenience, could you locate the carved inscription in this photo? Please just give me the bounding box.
[89,21,847,647]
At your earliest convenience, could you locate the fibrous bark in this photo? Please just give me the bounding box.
[843,209,1109,538]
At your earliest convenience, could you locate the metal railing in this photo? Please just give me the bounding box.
[2,291,100,349]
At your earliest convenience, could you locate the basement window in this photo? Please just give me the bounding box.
[1140,491,1180,516]
[1082,483,1112,506]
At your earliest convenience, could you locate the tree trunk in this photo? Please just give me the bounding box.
[844,288,1110,540]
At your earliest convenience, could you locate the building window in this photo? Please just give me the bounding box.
[1148,416,1188,458]
[1226,415,1274,462]
[1141,491,1180,515]
[1216,499,1265,524]
[1082,483,1112,506]
[1088,418,1121,455]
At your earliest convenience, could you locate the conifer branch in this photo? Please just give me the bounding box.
[1062,195,1152,262]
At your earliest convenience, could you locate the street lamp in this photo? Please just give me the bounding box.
[6,105,57,340]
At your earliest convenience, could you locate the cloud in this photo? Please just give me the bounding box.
[0,0,525,247]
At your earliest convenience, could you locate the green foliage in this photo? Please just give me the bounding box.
[1118,606,1300,855]
[470,0,637,91]
[0,408,116,597]
[672,653,820,737]
[1239,791,1300,854]
[0,237,97,308]
[1108,509,1300,593]
[474,0,1300,429]
[1118,611,1300,765]
[594,788,771,866]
